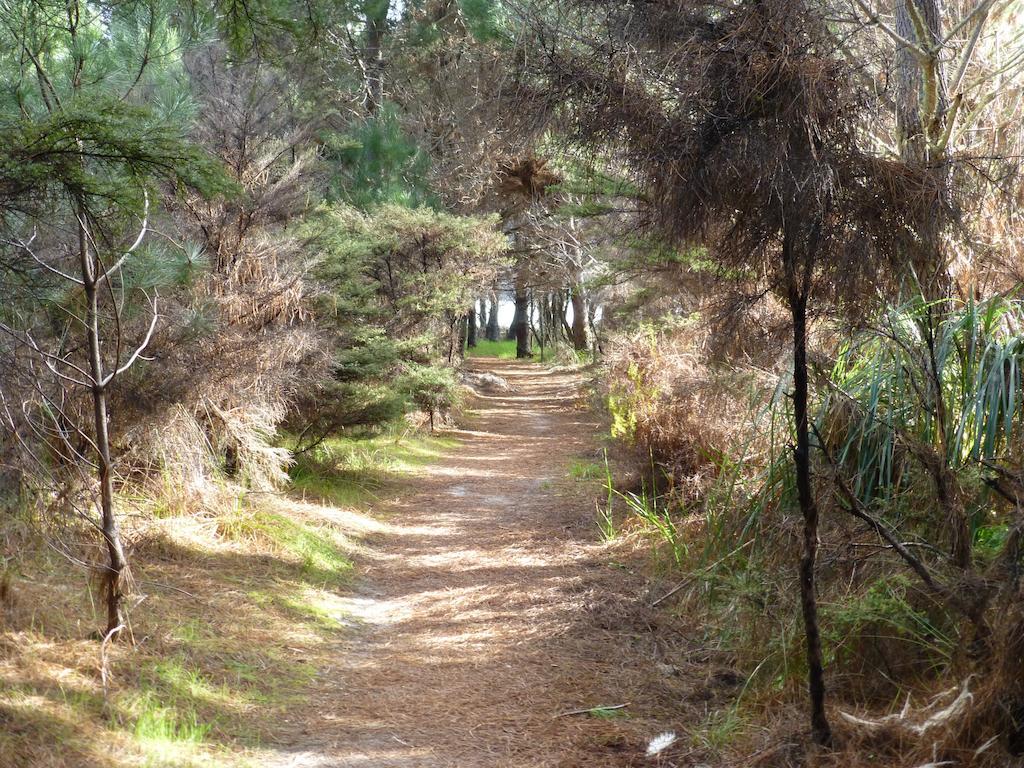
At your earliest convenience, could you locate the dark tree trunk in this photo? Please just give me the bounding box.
[447,313,465,364]
[560,290,573,340]
[784,226,832,747]
[551,291,568,343]
[506,296,518,341]
[512,282,531,358]
[545,293,560,348]
[466,307,477,348]
[570,285,588,351]
[537,292,548,361]
[486,292,500,341]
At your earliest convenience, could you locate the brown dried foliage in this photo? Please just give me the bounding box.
[518,0,942,312]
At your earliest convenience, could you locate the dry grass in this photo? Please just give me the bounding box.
[604,320,776,503]
[0,443,400,767]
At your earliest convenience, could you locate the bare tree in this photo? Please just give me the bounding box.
[1,197,158,638]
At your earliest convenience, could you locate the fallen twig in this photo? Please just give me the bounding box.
[556,703,629,718]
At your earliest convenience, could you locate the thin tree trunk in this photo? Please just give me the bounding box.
[537,292,546,362]
[895,0,950,297]
[922,322,973,570]
[446,313,464,364]
[587,300,601,358]
[79,211,127,639]
[895,0,947,158]
[785,227,831,747]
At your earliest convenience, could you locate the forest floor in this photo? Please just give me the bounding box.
[257,359,712,767]
[1,360,743,768]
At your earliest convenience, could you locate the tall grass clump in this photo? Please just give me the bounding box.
[823,294,1024,505]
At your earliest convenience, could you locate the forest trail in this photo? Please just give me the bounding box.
[263,360,692,768]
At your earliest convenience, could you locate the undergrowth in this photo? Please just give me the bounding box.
[0,425,448,766]
[288,428,456,506]
[599,300,1024,763]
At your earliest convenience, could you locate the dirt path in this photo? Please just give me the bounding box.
[266,360,696,767]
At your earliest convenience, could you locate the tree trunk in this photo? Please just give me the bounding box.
[587,300,601,358]
[446,313,465,364]
[486,292,500,341]
[537,292,547,362]
[895,0,950,297]
[363,3,387,114]
[895,0,947,158]
[79,212,127,639]
[785,228,832,747]
[570,285,588,351]
[512,282,531,358]
[466,307,477,348]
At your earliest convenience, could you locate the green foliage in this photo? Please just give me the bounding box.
[817,295,1024,566]
[0,99,229,214]
[547,154,637,200]
[602,453,686,566]
[400,362,460,416]
[326,106,433,209]
[822,575,955,673]
[567,458,602,481]
[826,296,1024,498]
[608,353,661,442]
[0,0,231,212]
[313,202,506,328]
[290,201,505,435]
[458,0,509,41]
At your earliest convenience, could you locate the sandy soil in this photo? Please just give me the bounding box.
[262,360,704,767]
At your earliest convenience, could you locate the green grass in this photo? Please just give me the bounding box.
[467,337,571,362]
[466,338,518,359]
[568,458,602,481]
[130,692,212,748]
[288,428,457,507]
[599,453,686,565]
[691,706,747,751]
[219,509,353,586]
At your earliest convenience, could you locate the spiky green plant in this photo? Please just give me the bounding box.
[823,295,1024,519]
